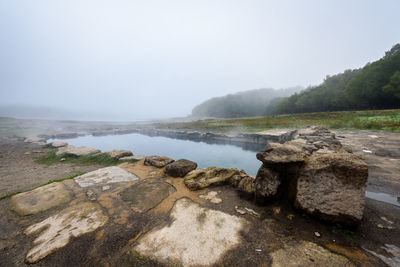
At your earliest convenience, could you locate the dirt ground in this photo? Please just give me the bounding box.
[0,138,102,198]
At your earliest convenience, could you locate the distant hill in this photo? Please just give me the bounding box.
[191,87,303,118]
[273,44,400,114]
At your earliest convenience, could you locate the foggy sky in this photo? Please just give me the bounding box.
[0,0,399,121]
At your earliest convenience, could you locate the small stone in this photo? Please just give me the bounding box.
[235,206,247,215]
[237,175,256,196]
[60,158,66,162]
[108,149,133,159]
[51,141,68,148]
[362,150,372,153]
[165,159,197,177]
[102,185,111,191]
[244,207,260,218]
[255,249,262,252]
[24,152,31,155]
[287,214,294,220]
[272,206,281,215]
[314,232,321,237]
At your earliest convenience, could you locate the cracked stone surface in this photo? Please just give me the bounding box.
[24,202,108,263]
[74,166,139,187]
[134,198,245,266]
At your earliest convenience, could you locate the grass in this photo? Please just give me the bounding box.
[154,109,400,132]
[36,150,138,166]
[0,172,86,201]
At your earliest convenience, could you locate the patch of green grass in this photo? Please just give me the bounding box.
[0,172,86,201]
[36,150,138,166]
[154,109,400,132]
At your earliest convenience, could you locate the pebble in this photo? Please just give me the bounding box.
[362,150,372,153]
[314,232,321,237]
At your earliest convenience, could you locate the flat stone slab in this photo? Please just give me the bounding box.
[56,145,101,156]
[121,180,176,212]
[270,240,354,267]
[50,141,68,148]
[108,149,133,159]
[24,136,46,143]
[134,198,245,266]
[74,166,139,188]
[10,183,72,216]
[24,202,108,263]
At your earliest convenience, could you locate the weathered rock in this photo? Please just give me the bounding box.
[74,166,139,188]
[10,183,72,216]
[56,145,101,156]
[24,202,108,263]
[229,174,243,187]
[24,136,46,143]
[184,166,240,190]
[254,166,281,201]
[256,142,307,165]
[295,152,368,225]
[165,159,197,177]
[108,149,133,159]
[144,155,174,168]
[121,180,176,212]
[50,141,68,148]
[237,175,256,196]
[134,198,245,266]
[270,240,354,267]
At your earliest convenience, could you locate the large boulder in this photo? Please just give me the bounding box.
[108,149,133,159]
[56,145,100,156]
[165,159,197,177]
[254,126,369,226]
[295,152,368,225]
[144,155,174,168]
[184,167,240,191]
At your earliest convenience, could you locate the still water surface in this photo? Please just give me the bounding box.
[50,133,262,175]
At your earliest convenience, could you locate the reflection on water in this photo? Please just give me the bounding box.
[49,133,262,175]
[366,191,400,207]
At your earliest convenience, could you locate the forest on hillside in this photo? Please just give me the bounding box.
[273,44,400,114]
[192,44,400,118]
[191,87,303,118]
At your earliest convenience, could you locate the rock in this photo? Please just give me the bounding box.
[165,159,197,177]
[108,149,133,159]
[24,202,108,263]
[24,136,46,143]
[256,142,307,165]
[121,180,176,213]
[50,141,68,148]
[59,158,66,162]
[119,155,145,161]
[199,191,222,204]
[314,231,321,237]
[133,198,245,266]
[10,183,72,216]
[270,240,354,267]
[56,145,101,156]
[295,152,368,225]
[184,167,240,190]
[254,166,281,201]
[74,166,139,188]
[237,175,256,196]
[144,155,174,168]
[229,174,243,187]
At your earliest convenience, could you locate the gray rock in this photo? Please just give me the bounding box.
[121,179,176,212]
[254,166,280,201]
[144,155,174,168]
[184,167,240,191]
[50,141,68,148]
[56,145,101,156]
[295,152,368,225]
[24,136,46,143]
[256,142,307,165]
[165,159,197,177]
[108,149,133,159]
[74,166,139,187]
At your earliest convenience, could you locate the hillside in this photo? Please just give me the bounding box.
[191,87,303,118]
[273,44,400,114]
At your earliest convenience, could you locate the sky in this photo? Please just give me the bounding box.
[0,0,399,121]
